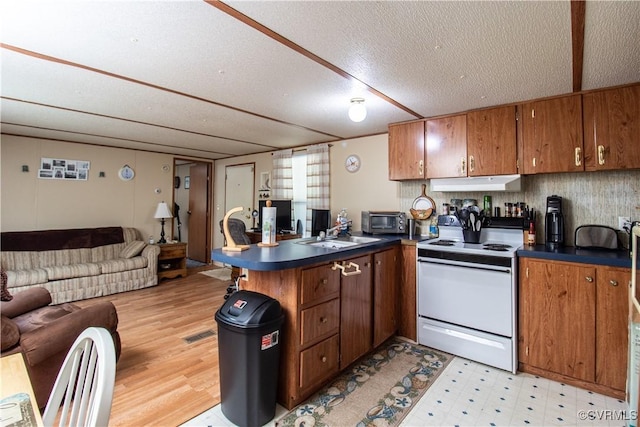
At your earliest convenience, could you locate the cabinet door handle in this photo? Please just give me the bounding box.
[575,147,582,167]
[418,160,424,176]
[320,356,327,363]
[332,261,361,276]
[532,157,537,167]
[585,276,594,282]
[598,145,606,165]
[469,155,475,173]
[376,260,382,266]
[321,278,328,285]
[320,316,328,323]
[610,280,618,287]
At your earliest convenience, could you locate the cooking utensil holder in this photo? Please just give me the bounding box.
[463,229,481,243]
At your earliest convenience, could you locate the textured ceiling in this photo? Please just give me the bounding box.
[1,1,639,160]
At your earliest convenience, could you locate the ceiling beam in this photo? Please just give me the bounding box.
[207,0,423,119]
[571,0,586,92]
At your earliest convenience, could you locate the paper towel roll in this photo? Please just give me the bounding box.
[262,206,277,245]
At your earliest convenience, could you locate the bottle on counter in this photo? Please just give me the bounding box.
[429,217,439,239]
[527,221,536,246]
[483,195,492,216]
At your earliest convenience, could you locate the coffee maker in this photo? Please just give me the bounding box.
[545,195,565,249]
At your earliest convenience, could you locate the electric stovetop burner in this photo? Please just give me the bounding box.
[483,243,513,252]
[429,239,457,246]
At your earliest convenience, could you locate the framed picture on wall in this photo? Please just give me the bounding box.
[184,176,190,189]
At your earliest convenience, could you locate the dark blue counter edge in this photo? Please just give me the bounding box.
[211,234,404,271]
[517,244,634,269]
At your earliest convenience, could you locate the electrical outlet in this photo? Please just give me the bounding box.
[619,216,631,230]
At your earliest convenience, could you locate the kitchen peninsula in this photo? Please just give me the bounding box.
[211,234,402,409]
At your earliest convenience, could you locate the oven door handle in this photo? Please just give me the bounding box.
[418,258,511,274]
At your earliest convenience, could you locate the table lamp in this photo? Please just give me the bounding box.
[154,201,173,244]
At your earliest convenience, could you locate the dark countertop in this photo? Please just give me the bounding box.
[211,233,403,271]
[517,244,635,268]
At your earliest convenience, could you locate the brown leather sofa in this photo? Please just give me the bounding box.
[1,287,121,409]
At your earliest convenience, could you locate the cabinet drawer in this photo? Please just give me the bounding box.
[300,334,339,389]
[300,264,340,305]
[300,299,340,346]
[159,244,186,259]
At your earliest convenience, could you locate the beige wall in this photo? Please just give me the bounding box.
[1,136,175,241]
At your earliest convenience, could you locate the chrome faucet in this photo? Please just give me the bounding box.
[316,225,342,241]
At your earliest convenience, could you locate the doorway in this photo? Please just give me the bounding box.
[224,163,255,231]
[174,159,212,265]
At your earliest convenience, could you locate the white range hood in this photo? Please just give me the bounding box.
[430,174,522,192]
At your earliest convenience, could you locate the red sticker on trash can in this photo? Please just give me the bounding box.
[233,300,247,310]
[261,330,279,350]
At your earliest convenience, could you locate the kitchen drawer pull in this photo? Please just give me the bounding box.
[585,276,594,282]
[598,145,606,165]
[320,316,328,323]
[321,356,327,363]
[332,261,361,276]
[575,147,582,167]
[321,278,328,285]
[610,280,618,287]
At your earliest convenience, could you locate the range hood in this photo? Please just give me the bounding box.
[429,174,522,192]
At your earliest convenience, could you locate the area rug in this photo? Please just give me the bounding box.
[276,337,452,427]
[199,268,232,281]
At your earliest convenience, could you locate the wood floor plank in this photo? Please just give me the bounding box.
[73,268,228,426]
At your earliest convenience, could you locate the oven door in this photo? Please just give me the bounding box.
[418,257,513,337]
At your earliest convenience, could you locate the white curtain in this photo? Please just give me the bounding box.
[305,144,330,234]
[271,149,293,200]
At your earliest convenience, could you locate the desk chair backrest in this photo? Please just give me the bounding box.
[42,327,116,427]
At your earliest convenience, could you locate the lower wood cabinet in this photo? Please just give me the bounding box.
[519,258,628,398]
[242,245,400,410]
[398,244,417,341]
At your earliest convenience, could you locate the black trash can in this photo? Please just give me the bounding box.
[215,290,284,427]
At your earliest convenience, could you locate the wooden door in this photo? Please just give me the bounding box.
[521,94,583,174]
[467,106,518,176]
[426,114,467,178]
[373,247,399,348]
[388,121,426,180]
[187,163,210,263]
[398,245,417,341]
[340,254,372,369]
[596,266,630,391]
[583,84,640,171]
[520,259,596,381]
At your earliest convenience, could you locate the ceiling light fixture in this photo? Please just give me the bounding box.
[348,98,367,122]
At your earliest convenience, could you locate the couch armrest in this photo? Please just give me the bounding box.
[142,244,160,271]
[19,301,118,366]
[0,287,52,318]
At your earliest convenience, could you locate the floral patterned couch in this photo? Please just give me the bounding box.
[0,226,160,304]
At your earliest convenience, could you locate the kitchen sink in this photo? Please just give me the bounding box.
[296,235,381,250]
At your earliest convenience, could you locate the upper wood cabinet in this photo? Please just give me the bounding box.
[521,94,584,174]
[388,121,425,180]
[583,84,640,171]
[426,114,467,178]
[466,106,518,176]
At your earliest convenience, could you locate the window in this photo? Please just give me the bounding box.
[292,152,308,235]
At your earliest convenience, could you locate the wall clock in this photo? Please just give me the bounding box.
[118,165,135,181]
[345,154,361,173]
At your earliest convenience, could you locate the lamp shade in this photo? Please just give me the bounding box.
[154,202,173,219]
[348,98,367,122]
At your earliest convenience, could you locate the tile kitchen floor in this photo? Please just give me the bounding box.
[183,357,629,427]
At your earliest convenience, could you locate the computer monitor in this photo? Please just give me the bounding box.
[258,199,293,233]
[311,209,331,237]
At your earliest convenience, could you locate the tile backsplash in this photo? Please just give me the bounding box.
[400,169,640,247]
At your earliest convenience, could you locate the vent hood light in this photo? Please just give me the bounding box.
[429,174,522,192]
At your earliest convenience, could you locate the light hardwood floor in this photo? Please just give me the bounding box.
[74,266,228,426]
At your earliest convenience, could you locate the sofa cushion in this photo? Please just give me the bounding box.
[43,263,101,281]
[97,257,148,274]
[1,315,20,351]
[91,243,127,262]
[12,303,81,335]
[120,241,146,259]
[38,248,92,268]
[6,269,49,287]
